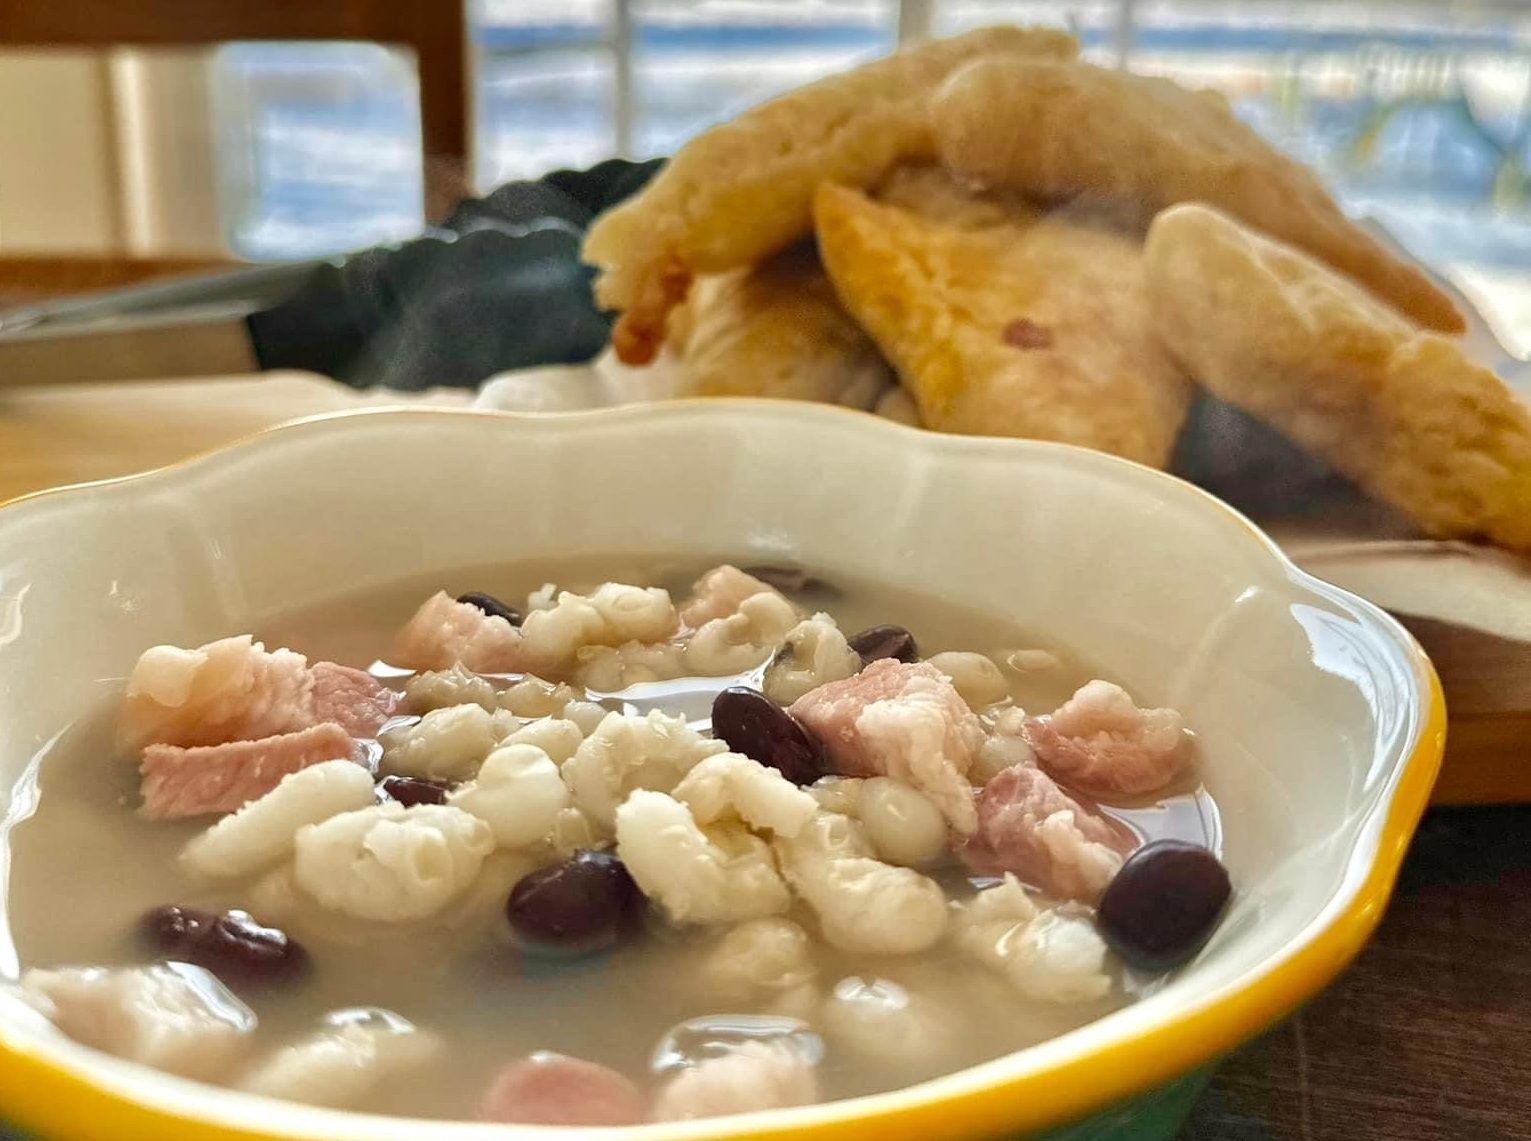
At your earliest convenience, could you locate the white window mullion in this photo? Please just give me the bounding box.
[1114,0,1137,68]
[898,0,935,46]
[612,0,636,157]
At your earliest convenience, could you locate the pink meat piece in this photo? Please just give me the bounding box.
[119,635,402,755]
[120,635,316,750]
[789,658,984,834]
[309,661,400,738]
[1028,680,1189,798]
[392,591,524,673]
[963,764,1139,904]
[139,723,363,820]
[789,657,924,771]
[479,1052,646,1127]
[678,564,777,628]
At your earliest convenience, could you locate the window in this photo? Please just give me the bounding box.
[213,43,423,260]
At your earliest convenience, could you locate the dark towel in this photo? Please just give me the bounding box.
[248,158,664,390]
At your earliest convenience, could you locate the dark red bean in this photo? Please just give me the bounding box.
[741,564,836,597]
[142,903,217,947]
[378,774,453,807]
[710,687,823,786]
[506,851,642,954]
[457,591,523,627]
[1097,841,1231,971]
[847,624,919,665]
[142,905,308,985]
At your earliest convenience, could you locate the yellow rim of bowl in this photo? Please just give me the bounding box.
[0,404,1448,1141]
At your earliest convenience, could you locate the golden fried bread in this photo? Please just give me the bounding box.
[662,166,1031,409]
[873,163,1043,230]
[584,26,1079,363]
[813,183,1190,467]
[666,243,892,408]
[932,59,1465,334]
[1145,203,1531,549]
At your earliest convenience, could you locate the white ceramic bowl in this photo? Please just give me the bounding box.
[0,403,1442,1141]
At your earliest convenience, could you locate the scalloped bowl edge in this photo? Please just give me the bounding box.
[0,402,1445,1141]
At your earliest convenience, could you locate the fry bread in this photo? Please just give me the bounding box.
[932,59,1464,334]
[1145,203,1531,548]
[664,166,1039,408]
[584,26,1079,363]
[814,182,1190,467]
[874,163,1043,230]
[666,243,891,408]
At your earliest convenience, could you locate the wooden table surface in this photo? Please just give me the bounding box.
[1,373,1526,1141]
[1184,804,1530,1140]
[0,371,469,501]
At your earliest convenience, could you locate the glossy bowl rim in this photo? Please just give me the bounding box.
[0,402,1446,1141]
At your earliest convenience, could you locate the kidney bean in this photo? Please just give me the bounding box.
[457,592,523,627]
[710,687,823,786]
[847,624,919,665]
[378,774,453,807]
[142,905,307,985]
[1097,840,1231,971]
[142,903,217,946]
[506,851,642,954]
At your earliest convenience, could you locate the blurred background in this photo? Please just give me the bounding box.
[2,0,1529,349]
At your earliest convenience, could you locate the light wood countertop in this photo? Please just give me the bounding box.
[0,371,468,503]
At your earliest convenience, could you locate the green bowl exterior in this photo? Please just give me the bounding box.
[1031,1068,1214,1140]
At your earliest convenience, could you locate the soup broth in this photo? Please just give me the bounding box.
[1,556,1222,1122]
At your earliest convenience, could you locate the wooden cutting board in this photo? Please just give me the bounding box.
[1278,532,1531,804]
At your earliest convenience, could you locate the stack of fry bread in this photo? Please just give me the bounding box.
[579,27,1531,552]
